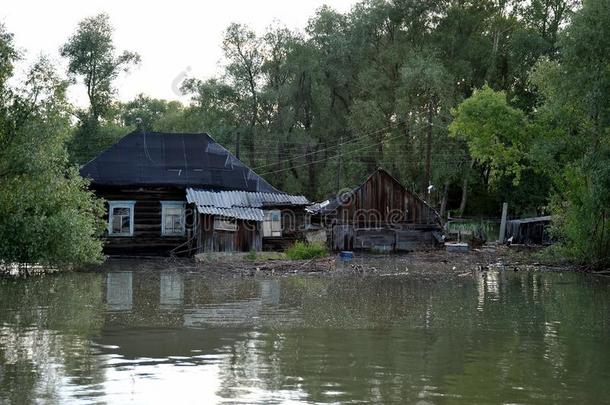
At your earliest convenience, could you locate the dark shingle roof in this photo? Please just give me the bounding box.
[79,131,281,193]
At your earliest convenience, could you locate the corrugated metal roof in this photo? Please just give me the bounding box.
[195,206,265,221]
[186,188,309,221]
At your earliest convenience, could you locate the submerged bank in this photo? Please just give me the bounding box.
[0,244,594,279]
[191,245,579,278]
[90,244,583,279]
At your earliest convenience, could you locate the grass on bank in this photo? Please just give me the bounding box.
[285,241,328,260]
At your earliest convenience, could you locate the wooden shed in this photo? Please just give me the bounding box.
[309,168,442,252]
[505,216,552,245]
[80,130,308,256]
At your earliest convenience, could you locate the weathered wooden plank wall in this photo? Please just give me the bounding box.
[334,170,438,226]
[261,209,307,251]
[199,215,262,252]
[331,224,437,252]
[324,170,441,252]
[93,186,192,256]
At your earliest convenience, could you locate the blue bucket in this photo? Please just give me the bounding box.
[339,251,354,260]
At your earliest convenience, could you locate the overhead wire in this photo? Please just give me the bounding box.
[258,131,427,176]
[250,121,404,171]
[248,124,468,175]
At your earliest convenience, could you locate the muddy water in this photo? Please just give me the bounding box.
[0,260,609,404]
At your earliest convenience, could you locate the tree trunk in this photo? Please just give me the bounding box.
[422,100,434,197]
[306,144,317,198]
[440,180,450,219]
[459,177,468,215]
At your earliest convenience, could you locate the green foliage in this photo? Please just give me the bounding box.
[67,118,126,164]
[550,157,610,268]
[447,220,500,242]
[529,0,610,268]
[0,24,18,90]
[285,241,328,260]
[445,0,610,268]
[0,55,105,268]
[61,13,140,122]
[61,13,140,164]
[450,86,528,184]
[246,250,257,261]
[120,94,186,131]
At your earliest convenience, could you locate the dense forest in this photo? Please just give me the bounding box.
[0,0,608,268]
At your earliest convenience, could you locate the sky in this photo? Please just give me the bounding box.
[2,0,357,106]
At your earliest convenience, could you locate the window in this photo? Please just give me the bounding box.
[263,210,282,237]
[161,201,186,236]
[108,201,135,236]
[214,216,237,232]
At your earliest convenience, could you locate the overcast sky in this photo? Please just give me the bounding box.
[2,0,357,106]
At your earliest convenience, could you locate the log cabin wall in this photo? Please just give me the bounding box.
[93,186,192,256]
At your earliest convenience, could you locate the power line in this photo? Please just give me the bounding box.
[251,122,404,171]
[258,132,411,176]
[257,148,472,176]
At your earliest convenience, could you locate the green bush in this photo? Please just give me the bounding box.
[550,158,610,269]
[285,241,328,260]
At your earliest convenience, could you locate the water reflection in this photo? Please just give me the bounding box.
[106,272,133,312]
[160,271,184,310]
[0,262,609,404]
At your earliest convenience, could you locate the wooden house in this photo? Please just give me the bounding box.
[80,130,309,256]
[309,168,442,252]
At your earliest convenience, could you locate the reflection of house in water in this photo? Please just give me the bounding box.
[260,280,280,306]
[184,299,263,328]
[160,272,184,310]
[184,280,290,328]
[103,270,298,329]
[106,272,133,312]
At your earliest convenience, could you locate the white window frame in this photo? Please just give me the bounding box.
[161,201,186,236]
[263,210,282,237]
[214,216,237,232]
[108,201,136,237]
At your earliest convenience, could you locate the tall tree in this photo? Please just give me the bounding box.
[61,13,140,122]
[61,13,140,163]
[222,23,263,166]
[399,53,454,195]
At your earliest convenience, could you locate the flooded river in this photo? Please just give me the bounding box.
[1,260,609,404]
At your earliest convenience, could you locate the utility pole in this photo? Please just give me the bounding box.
[336,136,343,189]
[235,131,241,159]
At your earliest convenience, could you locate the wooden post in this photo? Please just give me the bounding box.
[499,202,508,243]
[235,131,241,159]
